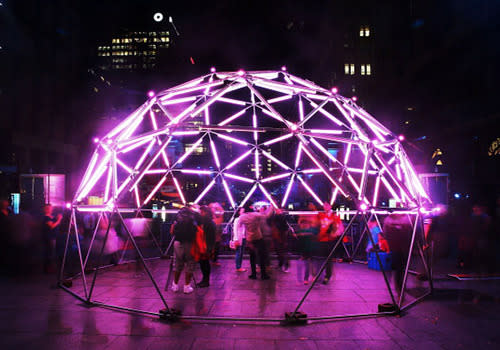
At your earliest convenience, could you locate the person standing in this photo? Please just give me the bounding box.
[232,207,247,272]
[42,204,63,273]
[315,202,343,284]
[209,202,224,266]
[237,204,272,280]
[296,214,319,284]
[197,205,216,288]
[270,208,290,272]
[171,207,197,294]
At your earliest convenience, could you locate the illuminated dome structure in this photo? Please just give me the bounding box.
[74,70,430,213]
[61,70,433,323]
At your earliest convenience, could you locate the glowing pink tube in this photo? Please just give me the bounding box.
[222,178,235,208]
[258,183,278,208]
[254,149,260,179]
[261,150,290,170]
[76,206,111,213]
[309,129,343,135]
[216,133,249,146]
[119,115,145,141]
[268,95,293,104]
[134,139,156,170]
[283,74,294,85]
[240,184,258,208]
[218,109,247,126]
[261,172,291,183]
[301,169,322,174]
[298,98,304,121]
[172,131,199,136]
[262,133,293,146]
[168,103,197,125]
[295,143,302,168]
[161,80,224,99]
[119,137,151,154]
[218,96,247,106]
[77,151,99,196]
[116,176,132,198]
[179,169,213,175]
[330,187,339,205]
[149,109,158,130]
[381,175,401,202]
[281,174,295,207]
[143,176,167,205]
[204,107,210,125]
[225,149,253,170]
[359,150,371,200]
[261,108,283,121]
[173,176,186,204]
[134,186,141,208]
[344,143,352,165]
[297,176,323,205]
[104,166,112,202]
[177,136,204,164]
[210,139,220,168]
[372,175,381,207]
[76,155,110,201]
[309,101,343,126]
[116,158,132,173]
[252,113,258,142]
[146,169,169,174]
[224,173,254,183]
[288,74,325,92]
[347,173,360,193]
[161,96,197,105]
[204,75,214,95]
[194,179,215,204]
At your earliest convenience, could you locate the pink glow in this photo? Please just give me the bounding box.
[297,175,323,205]
[281,174,295,207]
[258,184,278,208]
[222,178,235,208]
[309,101,344,126]
[254,149,260,179]
[172,131,199,136]
[398,135,405,141]
[134,186,141,208]
[225,149,253,170]
[147,91,155,98]
[93,137,99,143]
[262,150,290,170]
[290,123,298,131]
[281,65,287,71]
[210,67,216,73]
[65,202,71,209]
[144,176,167,205]
[295,144,303,168]
[224,173,254,183]
[240,184,258,208]
[177,136,204,164]
[210,139,220,168]
[172,176,186,204]
[331,87,338,94]
[360,203,368,211]
[219,97,247,106]
[216,133,249,146]
[261,172,291,183]
[237,69,245,76]
[161,96,198,105]
[218,109,247,126]
[179,169,213,175]
[194,179,215,204]
[372,175,381,207]
[268,95,293,104]
[263,133,293,146]
[352,96,357,102]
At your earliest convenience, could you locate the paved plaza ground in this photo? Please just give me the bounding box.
[1,257,500,349]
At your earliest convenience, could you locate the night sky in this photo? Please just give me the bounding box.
[0,0,499,202]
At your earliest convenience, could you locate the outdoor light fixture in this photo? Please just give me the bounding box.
[147,90,155,98]
[331,87,338,94]
[281,66,287,71]
[210,67,216,73]
[398,135,405,141]
[93,137,99,143]
[153,12,163,22]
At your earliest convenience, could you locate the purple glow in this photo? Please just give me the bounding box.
[65,202,71,209]
[237,69,245,76]
[331,87,338,94]
[281,65,287,71]
[210,67,216,73]
[147,90,155,98]
[360,203,368,211]
[398,135,405,141]
[93,137,99,143]
[352,96,358,102]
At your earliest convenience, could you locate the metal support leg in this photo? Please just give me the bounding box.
[83,212,103,270]
[72,210,89,299]
[58,209,74,283]
[398,213,419,308]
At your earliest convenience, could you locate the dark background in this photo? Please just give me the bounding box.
[0,0,499,209]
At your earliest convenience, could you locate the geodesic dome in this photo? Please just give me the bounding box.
[74,70,430,214]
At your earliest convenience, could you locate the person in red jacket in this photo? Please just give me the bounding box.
[315,202,343,284]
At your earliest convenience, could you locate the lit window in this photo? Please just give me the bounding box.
[350,64,355,75]
[344,64,349,75]
[360,26,370,37]
[361,65,365,75]
[360,64,372,75]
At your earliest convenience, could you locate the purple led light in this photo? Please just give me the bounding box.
[360,203,368,211]
[331,87,338,94]
[281,65,287,71]
[147,90,155,98]
[65,202,71,209]
[93,137,99,143]
[352,96,358,101]
[237,69,245,76]
[210,67,216,73]
[398,135,405,141]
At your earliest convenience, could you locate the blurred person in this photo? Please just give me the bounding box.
[237,203,272,280]
[295,212,319,284]
[0,199,13,273]
[231,207,247,272]
[270,208,290,272]
[197,205,216,288]
[366,217,389,254]
[42,204,63,273]
[209,202,224,266]
[171,207,197,294]
[382,213,413,295]
[315,202,343,284]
